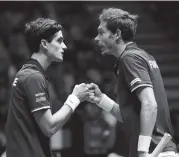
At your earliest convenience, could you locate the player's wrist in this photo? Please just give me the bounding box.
[137,135,152,153]
[97,94,115,112]
[65,94,80,111]
[96,93,103,104]
[138,152,150,157]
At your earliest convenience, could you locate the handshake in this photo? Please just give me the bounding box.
[71,83,103,104]
[65,83,115,112]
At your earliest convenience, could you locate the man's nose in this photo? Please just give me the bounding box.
[62,42,67,50]
[94,36,99,43]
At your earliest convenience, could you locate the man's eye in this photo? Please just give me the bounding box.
[57,39,62,43]
[98,32,103,35]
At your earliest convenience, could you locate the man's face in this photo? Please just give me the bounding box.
[95,21,116,56]
[47,30,67,62]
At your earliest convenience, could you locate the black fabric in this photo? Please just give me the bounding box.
[6,59,52,157]
[114,43,177,157]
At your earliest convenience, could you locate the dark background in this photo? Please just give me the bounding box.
[0,1,179,157]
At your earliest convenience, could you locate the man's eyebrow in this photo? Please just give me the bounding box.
[57,37,64,41]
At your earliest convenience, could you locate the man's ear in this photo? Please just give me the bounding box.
[115,29,121,40]
[41,39,48,50]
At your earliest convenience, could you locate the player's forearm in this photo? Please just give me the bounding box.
[137,87,158,153]
[49,104,73,137]
[109,103,123,122]
[137,101,157,153]
[97,94,123,122]
[48,94,80,137]
[140,101,157,136]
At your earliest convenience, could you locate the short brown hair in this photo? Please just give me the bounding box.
[25,18,62,52]
[99,8,138,41]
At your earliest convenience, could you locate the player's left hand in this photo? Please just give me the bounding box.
[85,83,103,104]
[138,152,150,157]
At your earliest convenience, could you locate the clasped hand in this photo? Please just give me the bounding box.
[72,83,103,104]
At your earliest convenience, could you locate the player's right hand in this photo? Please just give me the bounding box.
[72,83,90,102]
